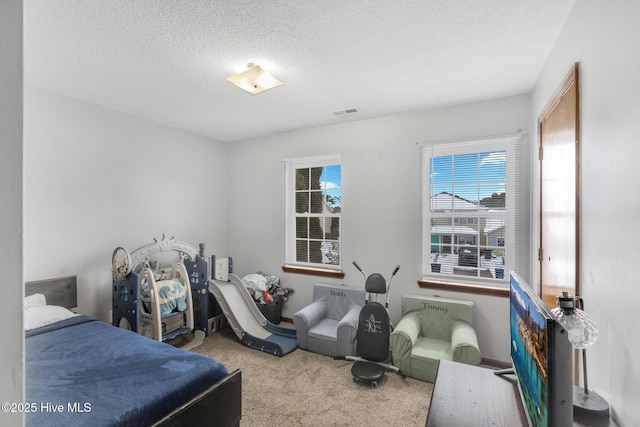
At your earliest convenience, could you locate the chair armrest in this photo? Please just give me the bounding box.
[390,311,421,368]
[335,304,361,356]
[337,304,360,330]
[450,320,482,365]
[293,300,327,349]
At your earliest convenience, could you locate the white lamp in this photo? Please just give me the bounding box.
[551,292,610,421]
[225,63,283,95]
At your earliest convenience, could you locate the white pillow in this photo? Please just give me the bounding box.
[24,305,76,331]
[24,293,47,308]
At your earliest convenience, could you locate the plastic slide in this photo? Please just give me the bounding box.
[208,274,297,356]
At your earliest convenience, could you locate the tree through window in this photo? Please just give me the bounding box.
[286,155,342,269]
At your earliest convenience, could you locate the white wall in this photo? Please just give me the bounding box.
[227,94,530,363]
[530,1,640,425]
[24,86,229,321]
[0,1,24,426]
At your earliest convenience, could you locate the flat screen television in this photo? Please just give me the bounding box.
[502,271,573,427]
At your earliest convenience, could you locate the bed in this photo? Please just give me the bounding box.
[25,276,242,427]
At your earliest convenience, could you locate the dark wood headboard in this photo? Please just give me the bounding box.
[25,276,77,309]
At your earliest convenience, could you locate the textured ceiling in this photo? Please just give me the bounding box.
[24,0,576,143]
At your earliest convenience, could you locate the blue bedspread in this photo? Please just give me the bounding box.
[26,316,228,427]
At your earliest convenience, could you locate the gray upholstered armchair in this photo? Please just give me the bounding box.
[293,283,366,357]
[390,294,481,382]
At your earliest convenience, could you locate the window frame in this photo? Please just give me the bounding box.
[284,154,342,272]
[420,134,528,289]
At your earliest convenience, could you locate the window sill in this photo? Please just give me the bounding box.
[282,264,345,279]
[418,278,509,298]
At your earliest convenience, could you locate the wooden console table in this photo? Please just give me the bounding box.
[426,359,528,426]
[426,359,617,427]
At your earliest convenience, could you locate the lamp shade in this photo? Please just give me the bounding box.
[551,292,598,349]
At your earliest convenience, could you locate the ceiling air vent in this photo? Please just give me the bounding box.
[332,107,359,117]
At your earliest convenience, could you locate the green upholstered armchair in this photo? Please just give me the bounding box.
[390,294,481,382]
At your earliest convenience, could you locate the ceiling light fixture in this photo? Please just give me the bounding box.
[225,63,283,95]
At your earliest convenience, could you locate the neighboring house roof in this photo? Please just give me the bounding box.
[431,225,478,235]
[484,216,506,234]
[430,192,489,211]
[431,192,506,236]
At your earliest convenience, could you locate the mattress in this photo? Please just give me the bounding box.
[26,315,228,426]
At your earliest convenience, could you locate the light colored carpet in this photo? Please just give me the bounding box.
[192,323,434,426]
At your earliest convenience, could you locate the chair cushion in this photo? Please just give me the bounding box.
[412,337,452,361]
[409,337,453,382]
[307,319,342,357]
[308,318,340,342]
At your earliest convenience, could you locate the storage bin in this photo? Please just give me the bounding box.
[257,299,283,324]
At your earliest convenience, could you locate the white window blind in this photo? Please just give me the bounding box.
[285,154,342,269]
[421,134,529,286]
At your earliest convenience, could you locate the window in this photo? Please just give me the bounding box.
[421,135,528,286]
[285,155,342,270]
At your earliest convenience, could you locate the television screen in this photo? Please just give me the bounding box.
[509,271,572,427]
